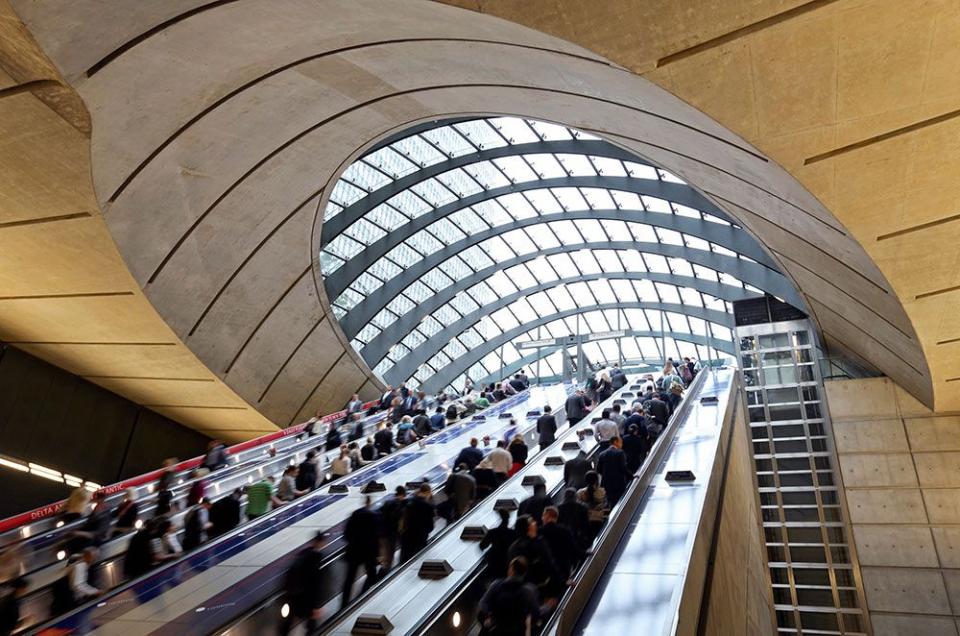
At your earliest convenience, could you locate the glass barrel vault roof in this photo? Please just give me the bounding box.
[318,117,791,393]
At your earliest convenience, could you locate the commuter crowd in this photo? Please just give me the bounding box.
[0,371,535,634]
[0,357,701,635]
[476,358,700,634]
[282,358,700,635]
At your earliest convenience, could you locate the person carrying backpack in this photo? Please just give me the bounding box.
[182,499,212,551]
[51,548,100,615]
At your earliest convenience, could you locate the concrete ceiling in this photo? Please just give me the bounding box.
[0,0,277,442]
[439,0,960,412]
[0,0,950,435]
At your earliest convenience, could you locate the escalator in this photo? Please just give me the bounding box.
[30,384,573,635]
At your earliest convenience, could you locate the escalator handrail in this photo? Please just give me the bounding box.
[323,377,641,636]
[542,369,712,636]
[0,399,382,537]
[309,384,582,634]
[25,389,533,634]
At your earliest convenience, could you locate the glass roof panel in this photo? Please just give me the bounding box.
[489,117,540,144]
[391,135,446,167]
[453,120,508,149]
[320,116,780,388]
[449,208,489,235]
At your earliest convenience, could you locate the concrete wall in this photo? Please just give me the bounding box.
[0,342,211,512]
[700,400,777,635]
[827,376,960,635]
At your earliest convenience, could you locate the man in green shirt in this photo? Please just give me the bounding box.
[246,475,281,520]
[474,392,490,409]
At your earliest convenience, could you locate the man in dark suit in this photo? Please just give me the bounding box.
[540,506,583,580]
[596,437,632,506]
[341,497,380,609]
[565,390,588,425]
[563,450,592,491]
[536,406,558,448]
[400,484,436,563]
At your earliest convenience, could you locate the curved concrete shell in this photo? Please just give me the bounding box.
[3,0,936,432]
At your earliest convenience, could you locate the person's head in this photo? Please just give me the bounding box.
[436,406,443,413]
[470,437,479,448]
[563,487,577,504]
[81,547,98,564]
[352,393,359,401]
[612,404,621,414]
[611,436,623,449]
[418,391,426,399]
[497,440,506,449]
[601,409,611,420]
[515,514,537,538]
[418,483,433,499]
[683,357,690,363]
[156,519,173,536]
[395,485,406,500]
[232,487,243,500]
[91,490,106,505]
[542,506,559,525]
[200,497,212,509]
[628,423,639,436]
[339,444,350,457]
[401,415,411,423]
[352,412,362,422]
[507,556,528,579]
[585,470,600,489]
[348,442,359,451]
[479,392,486,399]
[328,422,338,432]
[306,450,316,460]
[533,483,546,497]
[511,433,523,445]
[514,374,521,379]
[543,405,552,414]
[601,372,610,381]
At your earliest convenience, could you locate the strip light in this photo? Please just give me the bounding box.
[0,453,100,491]
[0,458,28,472]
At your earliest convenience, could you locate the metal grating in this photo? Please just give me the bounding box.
[736,319,871,635]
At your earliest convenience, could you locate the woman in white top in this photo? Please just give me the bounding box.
[277,466,305,501]
[149,518,182,565]
[330,445,352,478]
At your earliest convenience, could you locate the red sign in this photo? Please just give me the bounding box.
[0,400,378,534]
